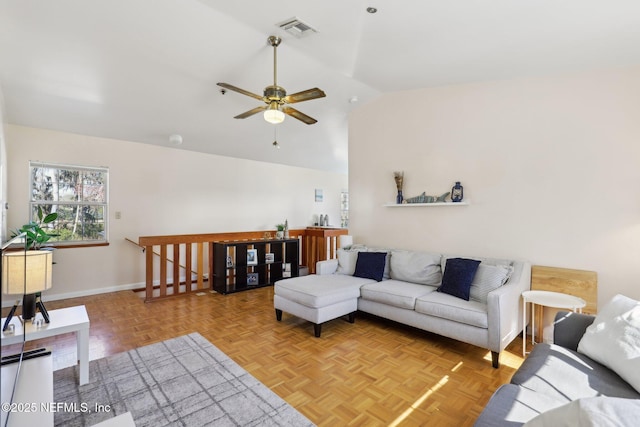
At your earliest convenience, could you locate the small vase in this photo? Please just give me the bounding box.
[396,190,403,204]
[276,231,284,239]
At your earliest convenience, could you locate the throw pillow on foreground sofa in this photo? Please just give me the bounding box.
[578,294,640,393]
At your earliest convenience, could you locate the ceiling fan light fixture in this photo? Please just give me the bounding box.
[264,102,285,124]
[218,35,324,125]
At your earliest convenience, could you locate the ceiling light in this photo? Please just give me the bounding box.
[264,102,285,124]
[169,134,183,145]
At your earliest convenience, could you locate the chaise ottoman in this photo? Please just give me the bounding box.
[274,274,375,337]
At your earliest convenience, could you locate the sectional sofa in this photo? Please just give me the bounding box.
[274,246,531,368]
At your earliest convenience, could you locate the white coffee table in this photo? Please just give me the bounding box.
[522,290,586,356]
[1,305,90,385]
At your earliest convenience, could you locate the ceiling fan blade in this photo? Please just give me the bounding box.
[217,83,263,101]
[282,106,317,125]
[283,88,326,104]
[234,105,267,119]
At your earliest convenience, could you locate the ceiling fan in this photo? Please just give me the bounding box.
[217,35,326,125]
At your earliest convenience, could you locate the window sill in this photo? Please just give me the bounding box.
[44,242,110,249]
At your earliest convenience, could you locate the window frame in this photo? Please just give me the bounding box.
[29,161,110,248]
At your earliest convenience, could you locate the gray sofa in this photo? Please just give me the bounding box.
[275,246,531,368]
[475,311,640,426]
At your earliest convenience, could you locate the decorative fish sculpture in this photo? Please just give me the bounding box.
[404,192,450,203]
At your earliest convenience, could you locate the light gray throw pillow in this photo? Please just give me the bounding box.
[469,263,513,303]
[389,250,442,285]
[336,248,360,275]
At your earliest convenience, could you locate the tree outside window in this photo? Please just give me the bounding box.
[30,162,109,245]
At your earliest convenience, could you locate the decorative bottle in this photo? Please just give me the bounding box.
[284,219,289,238]
[451,182,464,202]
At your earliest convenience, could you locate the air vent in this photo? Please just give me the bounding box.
[276,17,318,38]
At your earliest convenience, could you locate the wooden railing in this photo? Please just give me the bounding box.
[134,227,348,302]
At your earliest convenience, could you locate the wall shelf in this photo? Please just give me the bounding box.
[383,201,470,207]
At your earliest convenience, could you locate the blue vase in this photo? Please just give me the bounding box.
[396,190,403,204]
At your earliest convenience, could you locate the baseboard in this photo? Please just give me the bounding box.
[1,282,145,308]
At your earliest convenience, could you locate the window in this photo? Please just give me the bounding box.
[30,161,109,246]
[340,190,349,228]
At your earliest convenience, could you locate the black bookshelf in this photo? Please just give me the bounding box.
[213,238,299,294]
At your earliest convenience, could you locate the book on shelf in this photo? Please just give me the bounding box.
[247,273,259,285]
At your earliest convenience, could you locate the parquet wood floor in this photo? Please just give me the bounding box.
[2,288,526,426]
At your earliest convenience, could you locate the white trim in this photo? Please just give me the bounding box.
[1,282,144,308]
[1,273,210,307]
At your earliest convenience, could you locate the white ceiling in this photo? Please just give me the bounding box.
[1,0,639,173]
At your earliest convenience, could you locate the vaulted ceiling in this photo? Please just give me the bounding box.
[2,1,639,173]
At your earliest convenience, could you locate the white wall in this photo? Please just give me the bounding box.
[5,125,347,300]
[0,86,7,242]
[349,66,640,308]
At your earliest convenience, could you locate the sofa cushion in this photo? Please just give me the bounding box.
[353,252,387,282]
[512,343,640,402]
[274,274,373,308]
[474,384,566,427]
[389,250,442,285]
[523,396,640,427]
[469,263,513,303]
[437,258,481,300]
[577,294,640,393]
[360,280,437,310]
[442,255,513,273]
[415,292,488,328]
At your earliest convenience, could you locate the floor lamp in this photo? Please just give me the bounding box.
[2,250,53,331]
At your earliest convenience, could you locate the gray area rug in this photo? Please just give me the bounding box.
[54,333,315,426]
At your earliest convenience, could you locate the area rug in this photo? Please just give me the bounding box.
[54,333,315,426]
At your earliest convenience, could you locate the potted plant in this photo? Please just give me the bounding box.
[6,207,58,324]
[275,224,285,239]
[12,206,58,250]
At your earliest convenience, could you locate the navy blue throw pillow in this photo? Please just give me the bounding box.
[437,258,481,300]
[353,252,387,282]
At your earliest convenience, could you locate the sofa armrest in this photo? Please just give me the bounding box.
[316,259,339,275]
[553,311,595,351]
[487,261,532,355]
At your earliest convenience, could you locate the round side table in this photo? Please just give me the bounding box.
[522,290,586,356]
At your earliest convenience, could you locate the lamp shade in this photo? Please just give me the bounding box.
[2,250,53,295]
[264,102,285,124]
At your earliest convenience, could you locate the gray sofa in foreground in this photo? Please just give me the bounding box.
[475,311,640,426]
